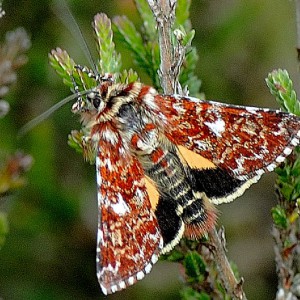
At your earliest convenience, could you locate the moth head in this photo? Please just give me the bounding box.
[72,80,133,122]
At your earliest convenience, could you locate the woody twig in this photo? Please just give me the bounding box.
[147,0,247,299]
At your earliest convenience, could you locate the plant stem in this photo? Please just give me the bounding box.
[272,181,300,299]
[147,0,176,94]
[272,223,297,300]
[209,228,247,300]
[269,3,300,298]
[148,0,248,298]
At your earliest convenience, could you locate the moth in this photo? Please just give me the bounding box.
[65,65,300,295]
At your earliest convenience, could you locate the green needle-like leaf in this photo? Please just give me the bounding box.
[179,47,201,95]
[184,251,206,282]
[68,130,84,155]
[272,205,288,229]
[266,69,300,116]
[119,68,139,84]
[175,0,192,30]
[93,13,121,74]
[134,0,157,40]
[49,48,75,88]
[49,48,97,93]
[113,16,151,73]
[68,130,96,164]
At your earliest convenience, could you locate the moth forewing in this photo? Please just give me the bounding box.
[95,138,163,294]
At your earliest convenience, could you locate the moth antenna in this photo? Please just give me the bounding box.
[70,72,81,94]
[70,72,84,107]
[52,0,98,75]
[18,90,91,137]
[75,64,100,82]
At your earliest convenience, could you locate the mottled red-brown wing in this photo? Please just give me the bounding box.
[160,95,300,181]
[96,138,163,295]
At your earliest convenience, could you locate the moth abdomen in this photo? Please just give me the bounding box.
[181,190,217,240]
[142,145,217,251]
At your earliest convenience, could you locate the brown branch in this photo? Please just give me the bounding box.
[272,188,300,299]
[148,0,248,298]
[270,3,300,299]
[272,224,297,299]
[147,0,176,94]
[209,227,247,300]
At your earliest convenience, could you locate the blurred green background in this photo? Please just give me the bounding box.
[0,0,298,299]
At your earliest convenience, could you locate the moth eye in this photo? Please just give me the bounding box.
[86,92,101,109]
[93,97,101,109]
